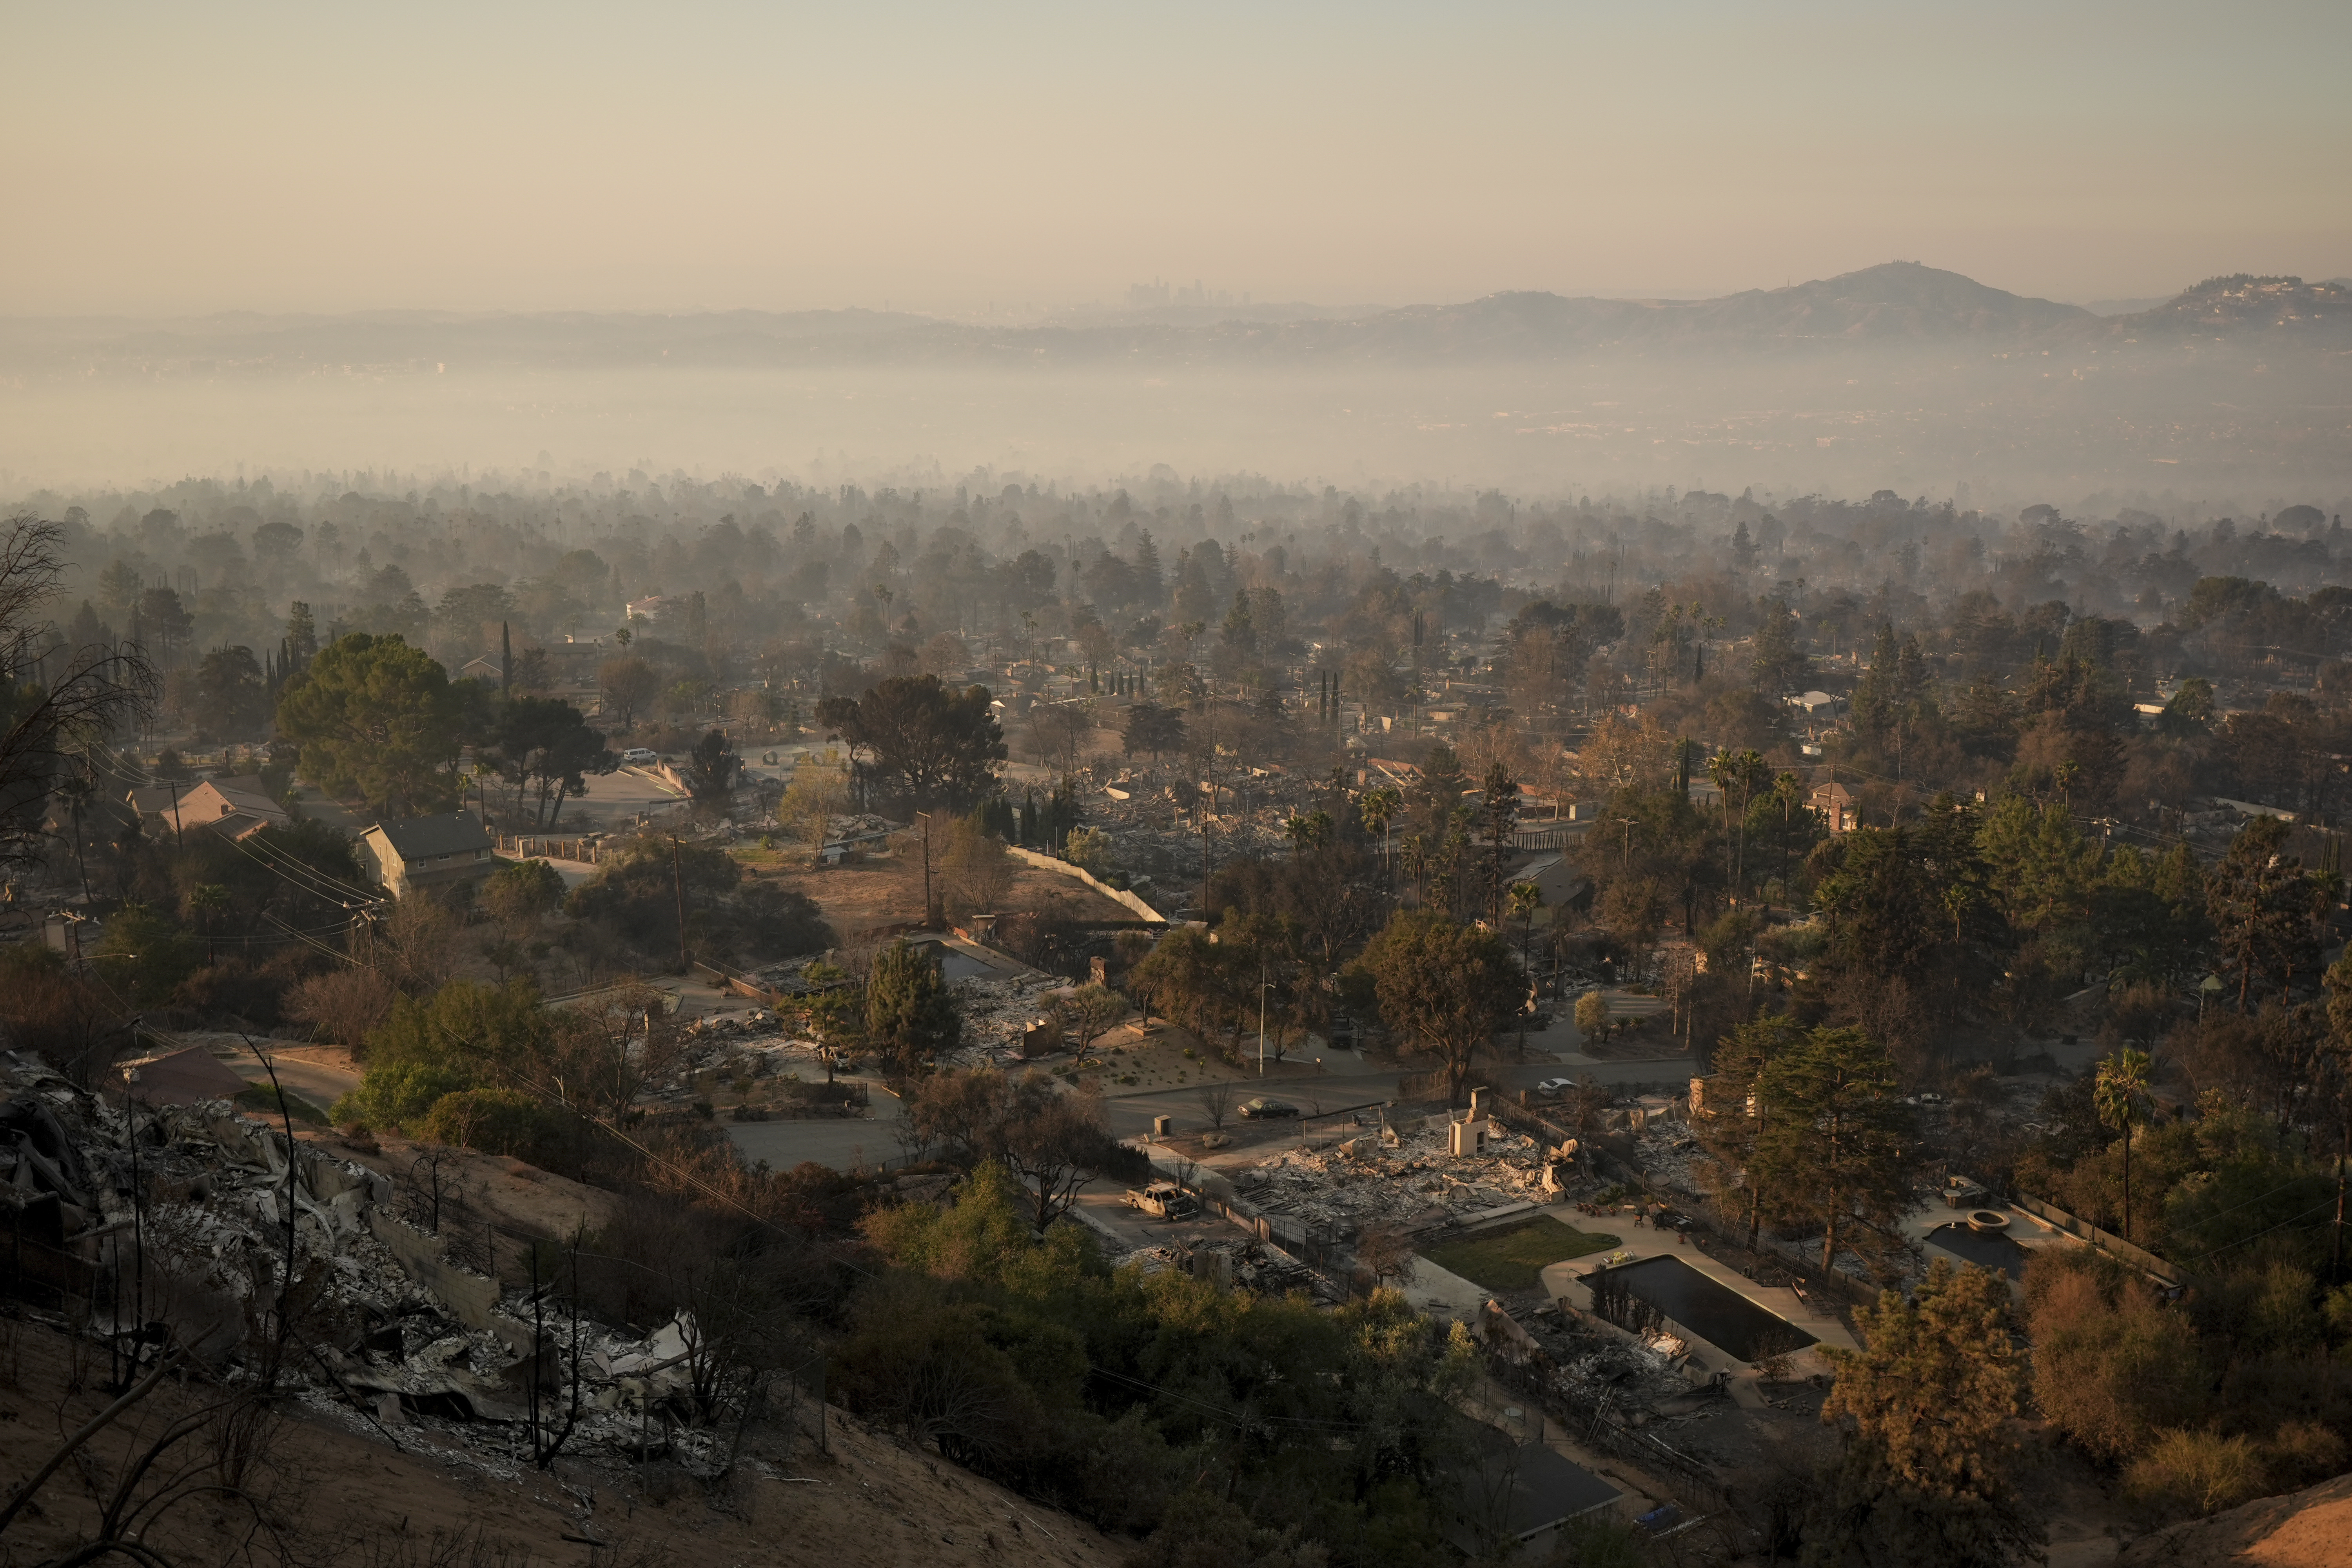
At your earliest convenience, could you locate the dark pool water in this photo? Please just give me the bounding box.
[1926,1223,2027,1279]
[1601,1254,1818,1362]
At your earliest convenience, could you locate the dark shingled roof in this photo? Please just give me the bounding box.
[367,813,492,858]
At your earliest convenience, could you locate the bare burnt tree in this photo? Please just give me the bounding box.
[999,1079,1112,1233]
[0,516,156,870]
[524,1234,587,1468]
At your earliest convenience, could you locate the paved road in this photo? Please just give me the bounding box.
[1073,1188,1232,1254]
[559,764,692,833]
[221,1049,364,1117]
[725,1079,909,1172]
[561,759,813,836]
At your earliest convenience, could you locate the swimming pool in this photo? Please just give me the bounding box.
[1925,1222,2028,1279]
[1594,1254,1817,1363]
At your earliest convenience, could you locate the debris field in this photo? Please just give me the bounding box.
[0,1048,803,1479]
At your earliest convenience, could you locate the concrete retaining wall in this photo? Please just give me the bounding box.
[366,1207,501,1329]
[2011,1193,2194,1287]
[1007,847,1168,924]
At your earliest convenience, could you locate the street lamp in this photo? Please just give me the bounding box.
[1257,960,1269,1077]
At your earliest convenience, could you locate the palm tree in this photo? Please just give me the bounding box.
[1769,770,1806,904]
[1707,748,1771,903]
[2094,1046,2153,1239]
[1359,786,1401,894]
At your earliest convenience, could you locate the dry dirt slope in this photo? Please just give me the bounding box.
[2115,1473,2352,1568]
[0,1316,1128,1568]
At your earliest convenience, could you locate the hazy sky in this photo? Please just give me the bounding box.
[7,0,2347,317]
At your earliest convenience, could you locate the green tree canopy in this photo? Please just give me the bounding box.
[1747,1024,1920,1275]
[866,936,961,1077]
[1354,909,1519,1105]
[330,978,550,1130]
[483,857,566,929]
[816,674,1005,811]
[1122,700,1187,761]
[1811,1258,2039,1567]
[485,694,617,827]
[275,633,470,814]
[1976,796,2103,933]
[2208,814,2330,1008]
[194,644,268,739]
[598,655,659,728]
[564,835,741,957]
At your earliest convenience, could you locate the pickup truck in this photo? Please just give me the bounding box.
[1123,1181,1200,1221]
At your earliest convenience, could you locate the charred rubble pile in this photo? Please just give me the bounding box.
[658,982,1071,1091]
[950,975,1072,1064]
[0,1050,793,1476]
[1485,1299,1735,1484]
[1085,769,1313,904]
[1234,1121,1570,1240]
[1101,1235,1333,1301]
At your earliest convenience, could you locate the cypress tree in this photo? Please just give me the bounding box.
[865,938,960,1078]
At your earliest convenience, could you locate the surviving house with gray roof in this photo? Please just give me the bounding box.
[359,813,495,899]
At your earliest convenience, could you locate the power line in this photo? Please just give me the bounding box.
[78,741,386,906]
[2171,1195,2342,1267]
[233,830,383,905]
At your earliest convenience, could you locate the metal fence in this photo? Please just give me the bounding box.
[500,835,606,863]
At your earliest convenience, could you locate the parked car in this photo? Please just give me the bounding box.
[621,747,657,764]
[1536,1077,1577,1096]
[1238,1097,1299,1119]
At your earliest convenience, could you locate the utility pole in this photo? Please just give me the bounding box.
[1200,813,1214,918]
[2336,1153,2346,1282]
[916,811,938,927]
[1258,960,1268,1077]
[670,835,688,972]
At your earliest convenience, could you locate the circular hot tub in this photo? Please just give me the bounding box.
[1967,1209,2011,1235]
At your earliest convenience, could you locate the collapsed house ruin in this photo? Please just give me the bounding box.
[0,1048,802,1477]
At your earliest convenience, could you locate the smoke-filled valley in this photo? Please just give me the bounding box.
[9,4,2352,1560]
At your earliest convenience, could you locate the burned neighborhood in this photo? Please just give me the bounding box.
[7,11,2352,1563]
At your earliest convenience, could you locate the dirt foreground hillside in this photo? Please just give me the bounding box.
[0,1314,1128,1568]
[2114,1472,2352,1567]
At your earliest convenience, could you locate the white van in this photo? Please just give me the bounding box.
[621,747,657,765]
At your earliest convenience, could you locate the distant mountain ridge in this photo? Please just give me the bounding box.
[1237,261,2096,358]
[3,263,2345,372]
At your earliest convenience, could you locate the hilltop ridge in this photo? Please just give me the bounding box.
[6,262,2343,372]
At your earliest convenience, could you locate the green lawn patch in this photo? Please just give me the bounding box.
[235,1084,328,1125]
[1418,1218,1621,1291]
